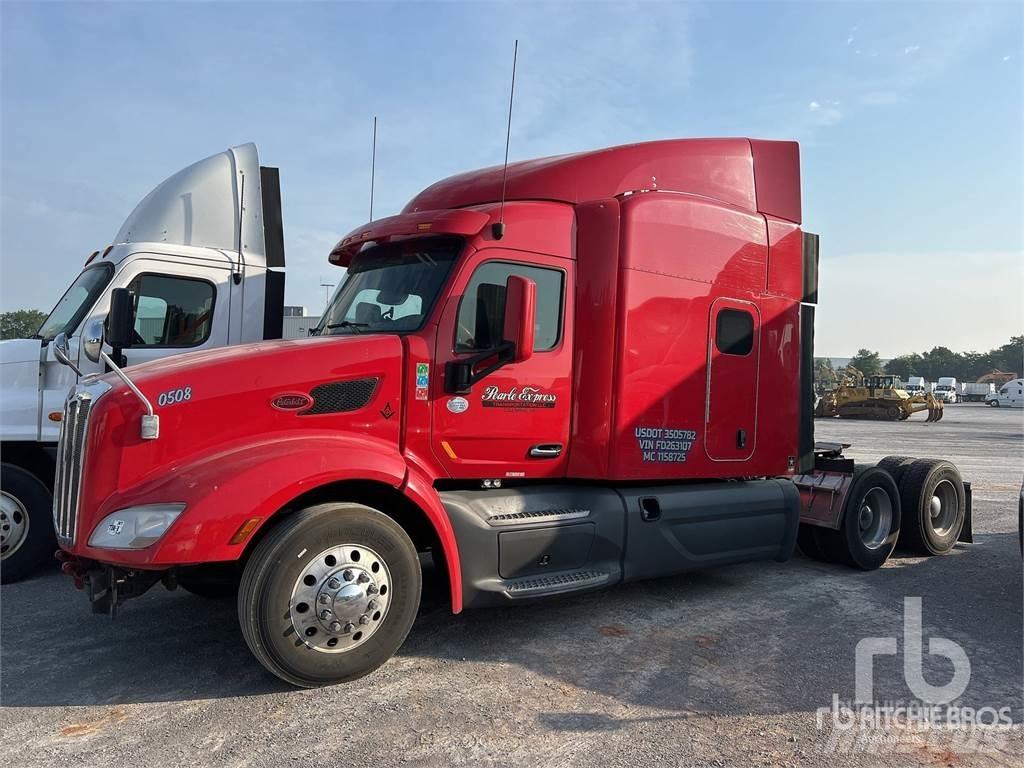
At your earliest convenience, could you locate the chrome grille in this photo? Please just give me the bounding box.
[53,380,109,544]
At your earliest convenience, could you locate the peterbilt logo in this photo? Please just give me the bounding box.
[271,393,313,411]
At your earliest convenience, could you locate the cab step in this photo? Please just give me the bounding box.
[503,568,610,598]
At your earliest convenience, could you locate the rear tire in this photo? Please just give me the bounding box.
[797,524,829,562]
[819,466,901,570]
[898,459,965,555]
[876,455,916,486]
[1,464,55,584]
[238,503,421,687]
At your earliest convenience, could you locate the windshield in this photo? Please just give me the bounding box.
[37,262,114,342]
[315,237,461,336]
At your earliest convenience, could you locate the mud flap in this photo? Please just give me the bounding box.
[958,481,973,543]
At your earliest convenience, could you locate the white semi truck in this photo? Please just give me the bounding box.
[933,377,959,404]
[0,144,289,582]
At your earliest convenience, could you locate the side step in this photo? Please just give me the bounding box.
[504,569,611,598]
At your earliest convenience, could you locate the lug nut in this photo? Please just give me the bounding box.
[366,584,378,595]
[343,569,354,581]
[329,621,342,632]
[367,599,378,611]
[357,572,370,584]
[327,578,341,590]
[318,593,331,604]
[319,609,332,620]
[358,614,370,625]
[343,622,355,634]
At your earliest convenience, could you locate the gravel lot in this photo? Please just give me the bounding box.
[2,403,1021,767]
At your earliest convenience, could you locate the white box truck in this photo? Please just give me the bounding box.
[0,144,289,582]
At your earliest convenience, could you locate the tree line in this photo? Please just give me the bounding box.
[0,310,46,340]
[816,336,1023,384]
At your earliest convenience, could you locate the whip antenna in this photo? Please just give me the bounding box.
[369,116,377,221]
[493,40,518,240]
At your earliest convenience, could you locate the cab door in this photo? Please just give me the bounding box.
[704,298,760,461]
[431,249,573,479]
[81,256,233,369]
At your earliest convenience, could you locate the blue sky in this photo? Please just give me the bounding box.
[1,1,1021,356]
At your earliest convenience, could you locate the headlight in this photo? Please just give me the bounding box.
[88,504,185,549]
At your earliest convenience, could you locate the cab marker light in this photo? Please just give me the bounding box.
[229,517,263,545]
[48,411,62,422]
[440,440,458,459]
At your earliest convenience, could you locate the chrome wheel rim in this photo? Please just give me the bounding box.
[858,487,892,550]
[929,479,957,535]
[289,544,392,653]
[0,491,29,560]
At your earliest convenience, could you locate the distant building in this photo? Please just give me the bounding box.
[283,305,307,318]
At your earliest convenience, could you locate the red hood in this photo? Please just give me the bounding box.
[77,333,405,549]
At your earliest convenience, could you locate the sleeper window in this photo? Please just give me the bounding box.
[716,309,754,356]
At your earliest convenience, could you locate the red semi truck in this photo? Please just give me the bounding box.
[52,139,969,687]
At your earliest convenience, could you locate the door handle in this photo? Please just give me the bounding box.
[529,444,563,458]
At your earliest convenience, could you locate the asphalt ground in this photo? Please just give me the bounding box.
[1,402,1021,767]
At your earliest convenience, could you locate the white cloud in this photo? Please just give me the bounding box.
[1003,55,1012,62]
[808,101,821,111]
[807,100,842,126]
[904,45,920,55]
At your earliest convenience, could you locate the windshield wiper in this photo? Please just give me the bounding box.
[318,320,369,335]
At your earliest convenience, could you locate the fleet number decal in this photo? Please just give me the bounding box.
[157,387,192,407]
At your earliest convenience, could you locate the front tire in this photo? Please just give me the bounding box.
[238,503,421,687]
[1,464,55,583]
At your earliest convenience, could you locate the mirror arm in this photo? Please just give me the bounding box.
[99,350,160,440]
[53,345,83,376]
[444,342,515,394]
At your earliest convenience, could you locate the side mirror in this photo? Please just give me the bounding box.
[53,332,83,376]
[107,288,135,350]
[82,320,104,363]
[443,275,537,394]
[502,275,536,363]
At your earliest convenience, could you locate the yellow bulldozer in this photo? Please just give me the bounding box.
[815,367,943,422]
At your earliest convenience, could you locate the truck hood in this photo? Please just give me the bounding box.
[0,338,43,365]
[81,332,406,526]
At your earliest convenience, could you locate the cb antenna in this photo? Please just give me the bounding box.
[369,115,377,221]
[493,39,518,240]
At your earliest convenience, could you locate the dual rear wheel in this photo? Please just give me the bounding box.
[798,456,966,569]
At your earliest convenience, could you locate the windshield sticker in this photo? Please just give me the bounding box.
[415,363,429,400]
[447,396,469,414]
[635,427,698,463]
[482,385,557,409]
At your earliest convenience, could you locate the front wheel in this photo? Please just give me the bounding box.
[238,503,421,687]
[1,464,55,583]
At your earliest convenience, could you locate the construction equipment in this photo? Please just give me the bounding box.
[814,368,943,422]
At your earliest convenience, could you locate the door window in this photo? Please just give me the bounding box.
[127,274,215,347]
[454,262,564,352]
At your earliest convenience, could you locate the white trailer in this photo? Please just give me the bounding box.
[0,144,287,581]
[961,382,996,402]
